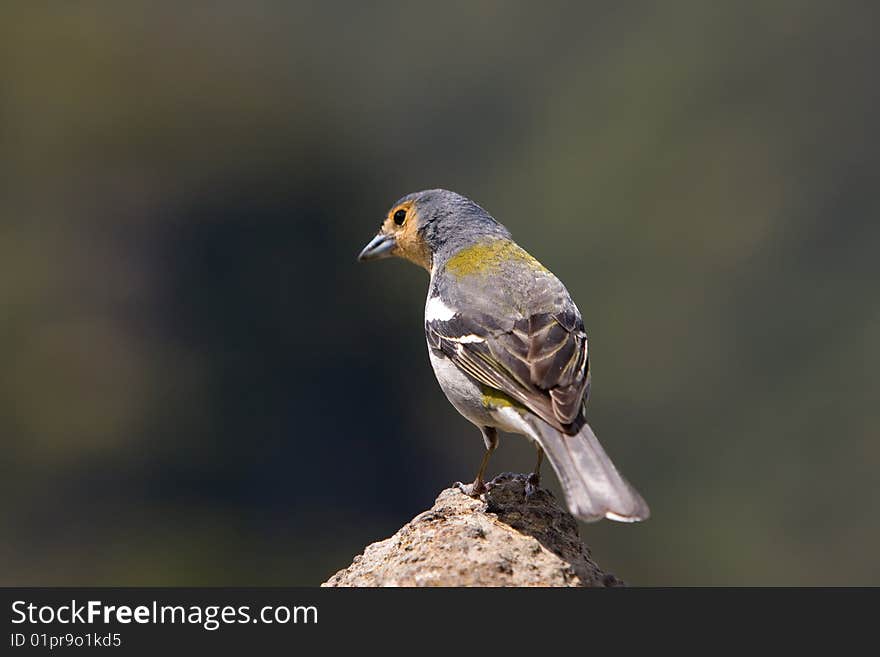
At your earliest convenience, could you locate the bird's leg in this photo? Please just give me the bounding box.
[525,445,544,497]
[456,427,498,497]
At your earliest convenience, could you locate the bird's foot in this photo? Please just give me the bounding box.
[455,478,487,497]
[525,472,541,498]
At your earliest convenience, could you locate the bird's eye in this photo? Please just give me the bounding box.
[393,209,407,225]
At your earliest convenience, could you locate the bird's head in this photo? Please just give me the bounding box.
[358,189,509,272]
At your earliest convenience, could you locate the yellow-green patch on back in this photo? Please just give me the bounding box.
[445,239,549,279]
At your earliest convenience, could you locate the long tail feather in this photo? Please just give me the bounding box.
[519,414,650,522]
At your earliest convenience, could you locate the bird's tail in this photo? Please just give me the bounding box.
[524,415,650,523]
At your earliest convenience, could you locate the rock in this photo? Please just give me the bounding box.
[322,472,624,587]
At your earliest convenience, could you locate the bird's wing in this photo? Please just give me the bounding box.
[426,264,590,434]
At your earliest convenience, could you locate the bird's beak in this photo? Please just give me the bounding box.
[358,232,396,261]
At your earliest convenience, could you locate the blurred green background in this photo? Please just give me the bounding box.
[2,2,878,586]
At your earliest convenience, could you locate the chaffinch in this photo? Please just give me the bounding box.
[358,189,649,522]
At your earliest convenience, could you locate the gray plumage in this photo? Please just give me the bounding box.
[392,189,511,258]
[364,189,649,523]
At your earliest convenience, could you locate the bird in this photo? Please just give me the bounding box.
[358,189,649,523]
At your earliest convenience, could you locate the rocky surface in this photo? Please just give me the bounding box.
[322,472,623,587]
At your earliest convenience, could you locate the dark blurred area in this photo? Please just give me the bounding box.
[2,3,878,585]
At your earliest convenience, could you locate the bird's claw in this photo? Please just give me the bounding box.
[455,480,487,497]
[525,472,541,498]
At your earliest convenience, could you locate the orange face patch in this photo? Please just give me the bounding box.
[380,201,432,271]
